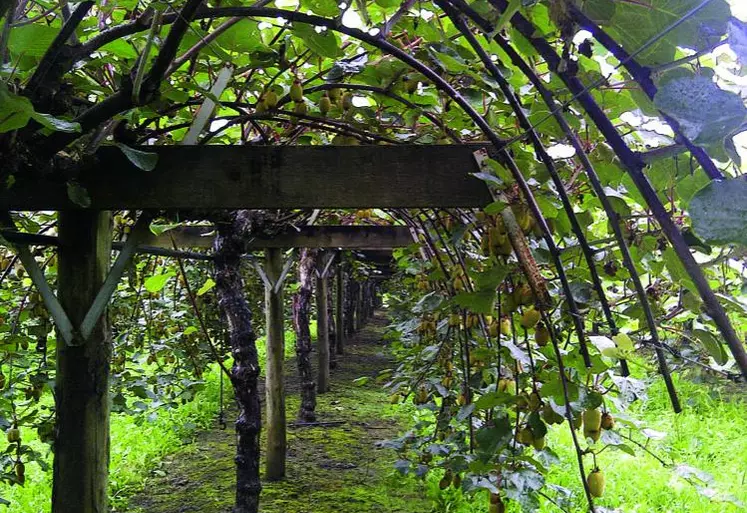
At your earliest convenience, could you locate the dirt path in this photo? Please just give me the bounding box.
[128,312,430,513]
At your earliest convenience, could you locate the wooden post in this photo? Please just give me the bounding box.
[316,267,330,394]
[53,211,112,513]
[264,248,286,481]
[335,259,344,355]
[355,281,363,331]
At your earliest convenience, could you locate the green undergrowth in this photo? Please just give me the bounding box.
[3,324,310,512]
[6,320,745,513]
[535,375,747,513]
[128,318,437,513]
[420,373,747,513]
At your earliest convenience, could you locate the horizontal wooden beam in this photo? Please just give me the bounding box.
[146,225,414,250]
[1,225,414,253]
[2,145,492,210]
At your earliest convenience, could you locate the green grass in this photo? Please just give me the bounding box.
[4,322,745,513]
[533,375,747,513]
[2,323,312,512]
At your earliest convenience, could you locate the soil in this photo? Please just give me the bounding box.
[127,312,431,513]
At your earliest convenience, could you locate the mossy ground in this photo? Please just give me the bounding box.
[128,313,431,513]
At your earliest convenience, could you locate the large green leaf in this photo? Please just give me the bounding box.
[587,0,731,66]
[654,74,747,144]
[689,178,747,247]
[301,0,340,17]
[8,23,59,58]
[693,328,728,365]
[729,17,747,66]
[0,85,33,133]
[115,143,159,172]
[216,20,264,53]
[292,24,341,58]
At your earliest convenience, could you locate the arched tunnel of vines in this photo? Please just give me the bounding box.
[0,0,746,511]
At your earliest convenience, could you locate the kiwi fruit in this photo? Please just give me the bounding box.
[7,427,20,443]
[601,412,615,430]
[520,307,541,329]
[587,469,605,497]
[290,80,304,102]
[535,323,550,346]
[583,408,602,442]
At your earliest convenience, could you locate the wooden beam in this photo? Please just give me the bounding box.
[3,145,492,209]
[145,225,415,250]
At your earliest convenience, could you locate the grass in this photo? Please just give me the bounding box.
[1,324,310,512]
[535,374,746,513]
[423,373,747,513]
[3,320,745,513]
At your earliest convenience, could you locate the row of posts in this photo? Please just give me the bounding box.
[50,212,382,513]
[261,248,378,481]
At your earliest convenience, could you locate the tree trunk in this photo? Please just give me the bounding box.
[214,211,263,513]
[316,272,330,393]
[293,248,317,422]
[335,259,344,355]
[53,211,112,513]
[264,248,286,481]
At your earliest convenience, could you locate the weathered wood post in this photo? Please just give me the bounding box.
[264,248,286,481]
[335,258,344,355]
[354,280,363,331]
[326,266,337,370]
[316,257,330,393]
[53,211,112,513]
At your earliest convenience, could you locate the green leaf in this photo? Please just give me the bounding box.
[729,17,747,66]
[99,39,139,59]
[31,112,81,133]
[689,178,747,247]
[578,0,616,24]
[483,200,508,215]
[581,391,604,409]
[149,222,183,236]
[613,333,635,352]
[66,181,91,208]
[663,248,696,292]
[301,0,340,17]
[8,23,59,58]
[196,278,216,296]
[452,289,496,314]
[216,19,264,53]
[144,272,175,293]
[654,74,747,144]
[292,24,341,58]
[115,143,159,172]
[693,328,728,365]
[602,0,730,66]
[527,411,547,438]
[0,84,34,133]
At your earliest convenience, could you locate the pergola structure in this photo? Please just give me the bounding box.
[1,0,745,511]
[1,144,491,513]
